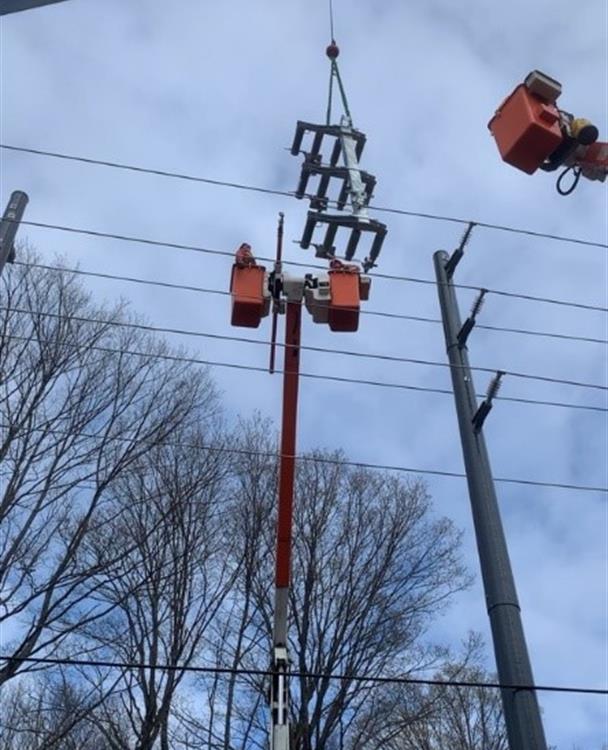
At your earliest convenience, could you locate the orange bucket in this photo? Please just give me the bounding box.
[230,265,268,328]
[489,85,563,174]
[328,270,360,332]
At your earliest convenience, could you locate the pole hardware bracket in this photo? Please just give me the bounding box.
[457,288,487,348]
[444,222,476,279]
[472,370,505,432]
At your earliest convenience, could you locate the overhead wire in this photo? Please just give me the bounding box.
[5,306,607,394]
[2,143,607,250]
[3,144,605,489]
[13,219,608,313]
[3,332,606,415]
[1,654,606,696]
[13,260,608,346]
[2,422,606,493]
[2,33,606,721]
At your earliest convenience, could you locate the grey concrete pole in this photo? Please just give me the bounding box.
[0,191,29,277]
[1,1,70,16]
[434,249,548,750]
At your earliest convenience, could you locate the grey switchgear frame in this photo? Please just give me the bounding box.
[291,118,386,271]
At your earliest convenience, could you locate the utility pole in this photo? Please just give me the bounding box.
[434,240,548,750]
[1,1,71,16]
[0,190,28,277]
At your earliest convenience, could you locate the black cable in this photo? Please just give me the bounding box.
[3,143,607,250]
[15,220,608,313]
[4,333,606,416]
[1,654,606,696]
[0,144,290,198]
[14,261,608,346]
[557,165,582,196]
[369,268,608,313]
[6,306,606,394]
[476,321,607,346]
[3,423,605,493]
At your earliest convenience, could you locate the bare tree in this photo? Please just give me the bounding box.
[181,416,469,750]
[398,667,507,750]
[76,428,236,750]
[285,454,469,750]
[0,668,130,749]
[0,252,218,685]
[178,416,278,750]
[1,259,482,750]
[348,635,508,750]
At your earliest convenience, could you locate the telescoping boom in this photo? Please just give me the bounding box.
[229,33,387,750]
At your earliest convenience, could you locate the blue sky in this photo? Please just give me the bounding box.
[1,1,607,746]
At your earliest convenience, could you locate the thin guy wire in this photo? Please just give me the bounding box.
[13,260,608,346]
[1,654,606,696]
[3,143,607,250]
[326,1,336,123]
[326,58,335,126]
[6,306,606,394]
[3,332,606,416]
[14,219,608,313]
[3,423,605,493]
[331,59,353,123]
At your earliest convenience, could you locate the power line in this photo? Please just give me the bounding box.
[14,219,608,313]
[1,654,606,696]
[3,143,607,250]
[369,268,608,313]
[4,332,606,415]
[14,260,608,346]
[6,306,607,394]
[1,144,291,198]
[3,422,606,493]
[476,321,607,346]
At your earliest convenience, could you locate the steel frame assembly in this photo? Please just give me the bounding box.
[291,117,386,272]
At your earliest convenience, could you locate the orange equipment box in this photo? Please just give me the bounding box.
[488,84,563,174]
[230,265,269,328]
[328,268,360,332]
